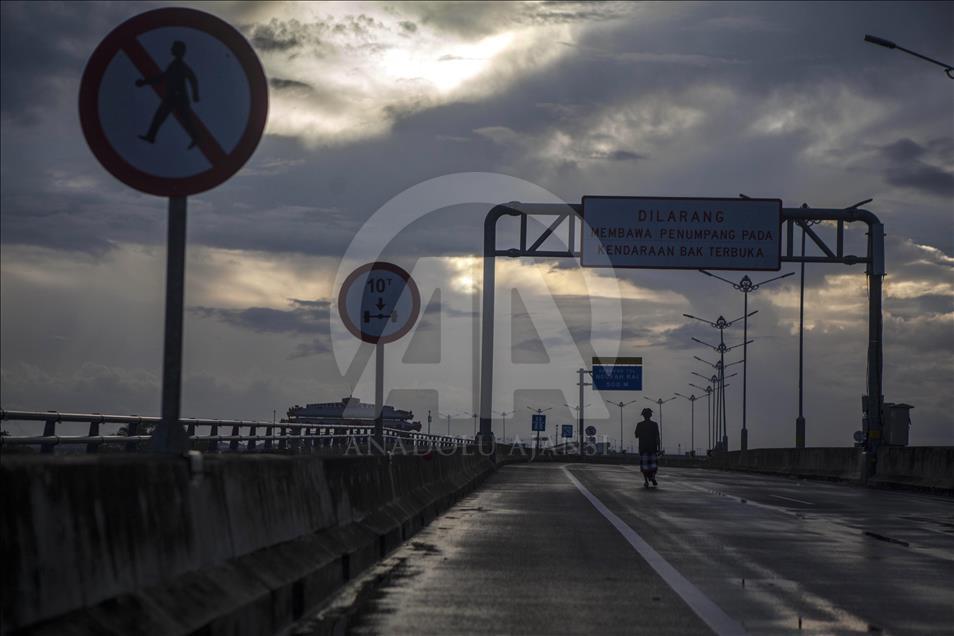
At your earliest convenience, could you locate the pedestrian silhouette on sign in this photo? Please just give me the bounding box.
[135,40,200,149]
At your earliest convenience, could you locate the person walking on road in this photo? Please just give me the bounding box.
[635,408,661,488]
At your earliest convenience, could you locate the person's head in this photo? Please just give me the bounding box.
[171,40,186,58]
[641,407,653,420]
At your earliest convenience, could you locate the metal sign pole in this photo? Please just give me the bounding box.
[742,291,749,451]
[375,341,384,452]
[690,398,695,453]
[153,195,189,452]
[796,222,807,448]
[578,368,586,456]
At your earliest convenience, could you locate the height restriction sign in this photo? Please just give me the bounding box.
[79,8,268,196]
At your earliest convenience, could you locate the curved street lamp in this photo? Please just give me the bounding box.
[699,270,794,450]
[605,399,637,453]
[865,34,954,79]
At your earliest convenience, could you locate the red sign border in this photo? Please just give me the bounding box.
[338,262,422,345]
[78,7,268,197]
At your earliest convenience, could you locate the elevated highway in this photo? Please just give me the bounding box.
[315,463,954,635]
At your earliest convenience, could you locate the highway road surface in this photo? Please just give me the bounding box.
[336,463,954,635]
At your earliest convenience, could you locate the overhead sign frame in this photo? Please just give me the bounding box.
[478,200,885,465]
[79,7,269,197]
[580,195,782,271]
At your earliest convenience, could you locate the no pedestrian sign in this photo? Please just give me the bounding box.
[79,8,268,197]
[581,196,782,271]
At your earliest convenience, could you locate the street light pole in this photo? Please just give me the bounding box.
[644,396,677,451]
[864,34,954,78]
[685,312,753,451]
[495,410,512,444]
[699,270,794,450]
[689,383,711,456]
[674,393,697,454]
[605,400,636,453]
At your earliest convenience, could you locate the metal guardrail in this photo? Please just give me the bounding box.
[0,409,474,454]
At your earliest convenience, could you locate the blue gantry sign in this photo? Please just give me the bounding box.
[531,414,547,431]
[561,424,574,438]
[592,356,643,391]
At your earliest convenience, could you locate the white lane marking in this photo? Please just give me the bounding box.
[563,466,747,636]
[769,495,814,505]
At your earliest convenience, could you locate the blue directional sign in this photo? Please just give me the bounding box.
[561,424,574,439]
[592,364,643,391]
[531,414,546,431]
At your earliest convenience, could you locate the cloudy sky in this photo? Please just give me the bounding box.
[2,1,952,451]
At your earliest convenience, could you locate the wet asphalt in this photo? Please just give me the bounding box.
[345,463,954,635]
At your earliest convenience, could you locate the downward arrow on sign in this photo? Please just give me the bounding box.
[376,297,385,310]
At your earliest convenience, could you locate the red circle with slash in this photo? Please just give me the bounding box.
[79,7,268,196]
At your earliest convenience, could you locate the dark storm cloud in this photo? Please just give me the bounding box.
[4,2,950,261]
[191,299,330,334]
[2,2,953,444]
[592,149,644,162]
[880,138,954,198]
[191,299,333,359]
[270,77,313,92]
[290,339,332,359]
[0,185,163,255]
[248,18,305,51]
[244,14,388,55]
[0,1,159,125]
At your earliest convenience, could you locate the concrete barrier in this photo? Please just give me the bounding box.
[871,446,954,491]
[679,447,953,493]
[704,447,864,481]
[0,449,495,635]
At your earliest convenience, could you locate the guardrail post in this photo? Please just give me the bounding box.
[86,419,100,454]
[248,425,257,451]
[209,423,219,453]
[229,424,240,451]
[264,425,273,451]
[279,426,287,451]
[41,418,56,454]
[125,418,139,452]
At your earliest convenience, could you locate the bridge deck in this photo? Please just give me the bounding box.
[338,463,954,635]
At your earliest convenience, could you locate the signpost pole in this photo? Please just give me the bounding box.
[742,291,749,452]
[578,368,586,457]
[153,195,189,452]
[796,222,807,448]
[619,407,623,454]
[690,398,695,453]
[374,341,384,452]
